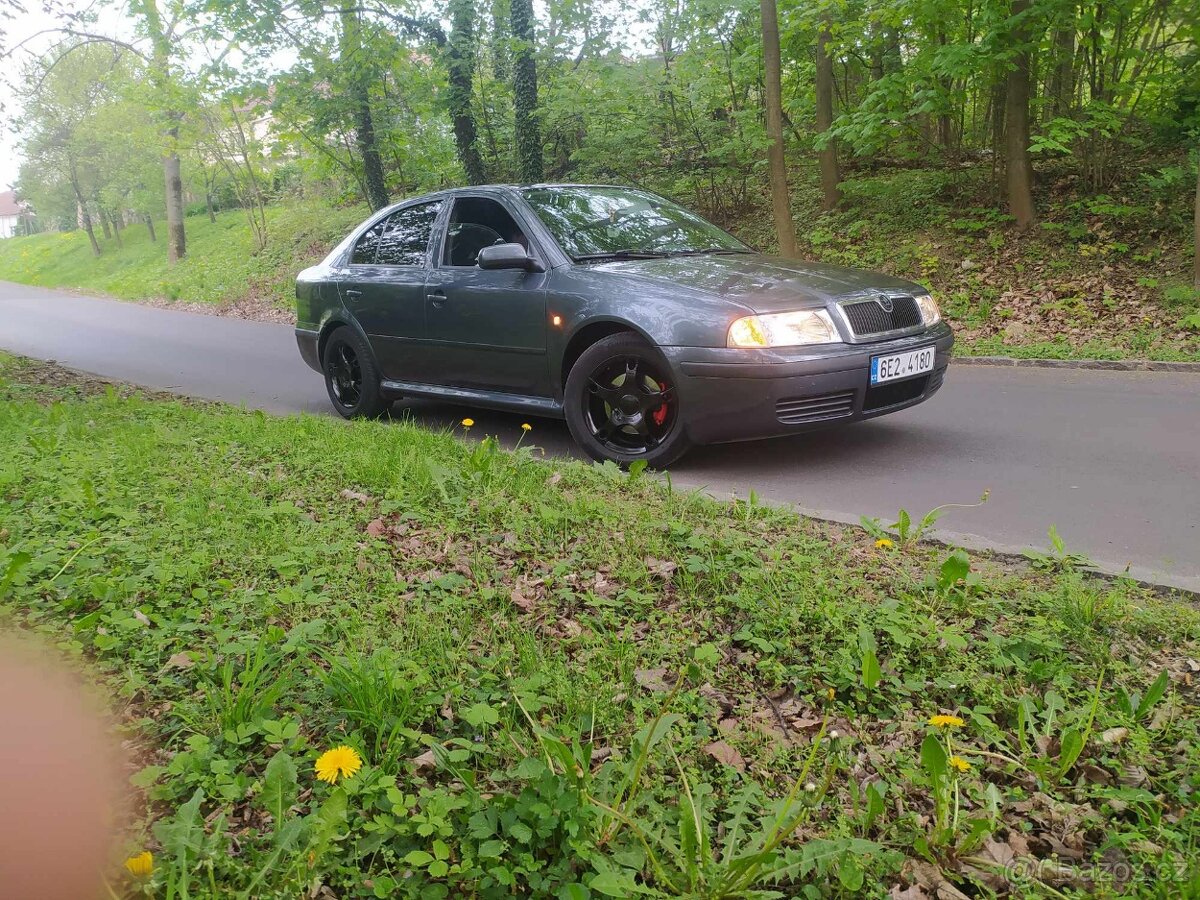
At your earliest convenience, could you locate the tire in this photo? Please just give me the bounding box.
[564,332,692,468]
[322,327,391,419]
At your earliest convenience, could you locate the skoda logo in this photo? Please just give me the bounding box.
[875,294,894,313]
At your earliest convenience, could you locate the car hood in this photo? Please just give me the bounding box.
[592,253,927,313]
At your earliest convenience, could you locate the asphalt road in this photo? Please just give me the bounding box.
[2,280,1197,592]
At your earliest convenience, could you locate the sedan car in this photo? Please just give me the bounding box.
[295,184,952,467]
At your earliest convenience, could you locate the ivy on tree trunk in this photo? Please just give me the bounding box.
[510,0,543,183]
[448,0,487,185]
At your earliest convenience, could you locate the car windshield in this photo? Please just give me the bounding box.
[520,186,751,260]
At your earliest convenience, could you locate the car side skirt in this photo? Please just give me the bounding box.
[379,379,565,418]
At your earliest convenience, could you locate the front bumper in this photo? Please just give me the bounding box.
[667,323,953,444]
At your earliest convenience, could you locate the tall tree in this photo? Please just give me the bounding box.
[815,13,841,211]
[1193,154,1199,289]
[1004,0,1036,230]
[760,0,796,255]
[340,0,390,210]
[448,0,486,184]
[510,0,543,182]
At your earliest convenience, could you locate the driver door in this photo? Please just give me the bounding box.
[423,195,550,396]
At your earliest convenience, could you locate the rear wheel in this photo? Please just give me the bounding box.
[322,327,390,419]
[564,333,691,468]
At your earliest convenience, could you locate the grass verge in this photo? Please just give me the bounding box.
[0,354,1198,898]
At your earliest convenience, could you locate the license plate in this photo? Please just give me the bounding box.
[870,346,935,385]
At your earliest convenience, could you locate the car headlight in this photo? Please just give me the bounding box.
[727,310,839,348]
[914,293,941,325]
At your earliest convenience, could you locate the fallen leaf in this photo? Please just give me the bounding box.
[904,860,970,900]
[410,749,437,771]
[166,652,194,669]
[365,518,386,537]
[340,489,370,502]
[546,472,563,486]
[634,668,672,692]
[644,557,678,580]
[1100,726,1129,744]
[509,585,535,612]
[133,609,151,626]
[703,740,745,771]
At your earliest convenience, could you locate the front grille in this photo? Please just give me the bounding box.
[841,295,922,337]
[864,375,928,411]
[777,390,856,425]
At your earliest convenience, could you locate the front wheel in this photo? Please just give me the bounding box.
[563,333,692,468]
[322,327,391,419]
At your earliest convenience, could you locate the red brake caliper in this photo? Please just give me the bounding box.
[651,381,669,426]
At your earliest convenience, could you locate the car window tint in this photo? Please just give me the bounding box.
[375,201,443,266]
[350,220,386,264]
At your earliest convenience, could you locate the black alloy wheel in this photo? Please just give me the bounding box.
[564,333,691,467]
[322,327,391,419]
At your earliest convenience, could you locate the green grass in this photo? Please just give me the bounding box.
[0,198,367,308]
[1,354,1197,898]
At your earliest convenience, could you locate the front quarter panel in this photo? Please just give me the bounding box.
[547,267,752,350]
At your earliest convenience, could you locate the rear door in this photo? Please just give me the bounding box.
[338,200,444,381]
[422,195,550,396]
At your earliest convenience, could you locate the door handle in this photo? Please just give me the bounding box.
[344,289,363,298]
[429,291,447,308]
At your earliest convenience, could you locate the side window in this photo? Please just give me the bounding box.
[376,201,443,267]
[444,197,529,267]
[350,219,386,265]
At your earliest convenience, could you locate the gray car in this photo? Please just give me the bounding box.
[295,184,953,467]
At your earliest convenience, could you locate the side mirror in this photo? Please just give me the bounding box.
[477,242,544,272]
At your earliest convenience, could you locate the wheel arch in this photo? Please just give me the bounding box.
[317,314,372,368]
[559,318,655,391]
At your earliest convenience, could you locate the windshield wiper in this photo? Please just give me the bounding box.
[666,247,753,256]
[573,249,672,262]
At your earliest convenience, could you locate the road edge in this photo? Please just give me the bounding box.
[954,354,1200,372]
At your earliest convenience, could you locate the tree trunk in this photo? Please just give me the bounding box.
[1194,156,1199,289]
[448,0,487,184]
[163,140,187,262]
[206,191,217,223]
[69,163,101,257]
[760,0,796,256]
[99,208,112,240]
[1005,0,1036,231]
[815,15,841,211]
[510,0,543,182]
[111,212,123,249]
[1048,21,1075,119]
[340,0,390,211]
[145,215,157,242]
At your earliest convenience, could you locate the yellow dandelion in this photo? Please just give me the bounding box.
[314,745,363,784]
[928,714,965,729]
[875,538,895,549]
[949,755,971,773]
[123,851,154,878]
[521,423,532,432]
[461,418,475,428]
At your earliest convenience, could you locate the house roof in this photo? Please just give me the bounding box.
[0,190,22,217]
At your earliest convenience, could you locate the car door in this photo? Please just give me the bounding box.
[337,200,444,382]
[422,195,550,396]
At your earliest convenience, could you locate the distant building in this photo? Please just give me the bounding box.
[0,190,23,239]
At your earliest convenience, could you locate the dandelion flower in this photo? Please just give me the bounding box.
[928,714,965,729]
[461,418,475,428]
[124,851,154,878]
[315,745,363,784]
[949,755,971,773]
[875,538,895,549]
[521,423,532,432]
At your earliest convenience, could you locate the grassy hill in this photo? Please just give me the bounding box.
[0,198,367,315]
